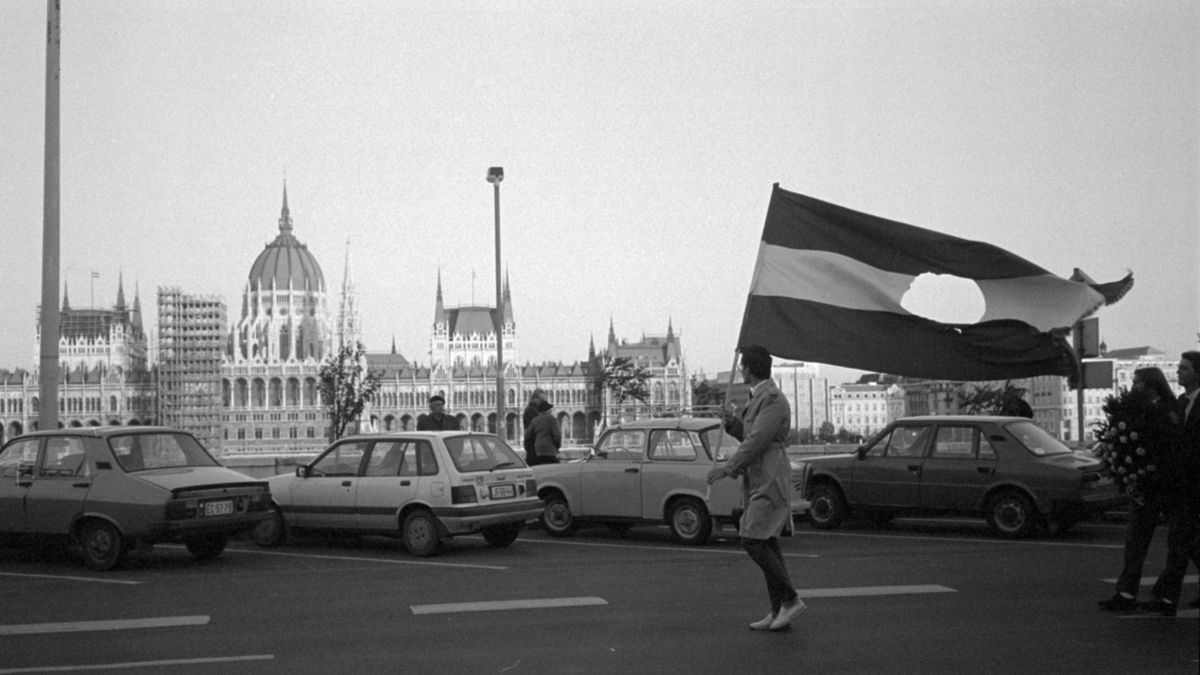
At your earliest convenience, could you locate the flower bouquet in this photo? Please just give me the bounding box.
[1092,387,1168,504]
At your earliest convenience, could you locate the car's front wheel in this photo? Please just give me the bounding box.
[807,484,848,530]
[251,505,287,547]
[986,490,1038,539]
[668,497,712,545]
[402,509,442,557]
[80,519,125,571]
[481,523,521,548]
[540,494,578,537]
[184,533,228,561]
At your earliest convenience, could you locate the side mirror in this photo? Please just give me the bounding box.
[295,465,309,478]
[855,446,867,460]
[18,462,34,477]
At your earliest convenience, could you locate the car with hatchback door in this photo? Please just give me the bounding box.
[251,431,541,556]
[795,415,1124,538]
[0,427,272,570]
[532,416,807,545]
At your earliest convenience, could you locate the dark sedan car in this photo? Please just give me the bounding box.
[796,416,1124,538]
[0,427,272,570]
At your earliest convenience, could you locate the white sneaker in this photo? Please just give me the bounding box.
[749,610,778,631]
[768,598,807,631]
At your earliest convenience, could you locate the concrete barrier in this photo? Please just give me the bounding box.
[219,454,317,479]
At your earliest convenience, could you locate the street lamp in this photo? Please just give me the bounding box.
[487,167,504,439]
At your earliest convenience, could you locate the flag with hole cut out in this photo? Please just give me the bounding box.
[737,185,1133,380]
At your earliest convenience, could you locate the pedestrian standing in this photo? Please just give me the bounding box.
[522,389,547,465]
[1142,351,1200,615]
[1097,367,1177,611]
[416,395,460,431]
[524,399,561,466]
[706,345,804,631]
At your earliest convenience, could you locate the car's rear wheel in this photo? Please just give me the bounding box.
[251,505,287,547]
[184,533,228,561]
[481,523,521,548]
[80,520,125,571]
[986,490,1038,539]
[402,509,441,557]
[668,497,712,545]
[540,494,578,537]
[807,484,847,530]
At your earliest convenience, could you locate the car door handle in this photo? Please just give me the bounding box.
[400,480,411,486]
[624,468,639,473]
[341,481,352,487]
[976,467,992,475]
[73,482,90,488]
[907,465,921,472]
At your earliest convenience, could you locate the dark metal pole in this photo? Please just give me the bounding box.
[38,0,61,433]
[488,168,504,439]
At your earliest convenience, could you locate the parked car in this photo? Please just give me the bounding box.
[795,415,1125,538]
[532,417,806,545]
[251,431,542,557]
[0,427,272,570]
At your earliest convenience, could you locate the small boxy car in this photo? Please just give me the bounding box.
[252,431,542,557]
[0,427,272,570]
[532,417,806,545]
[796,415,1125,538]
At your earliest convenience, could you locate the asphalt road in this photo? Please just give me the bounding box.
[1,516,1196,674]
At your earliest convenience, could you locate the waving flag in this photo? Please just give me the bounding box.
[737,185,1133,380]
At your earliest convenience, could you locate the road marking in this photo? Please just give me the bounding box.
[796,584,957,598]
[411,596,608,615]
[1099,574,1198,585]
[510,537,820,558]
[0,615,209,636]
[0,572,140,586]
[0,654,274,673]
[220,546,508,570]
[804,530,1123,549]
[1117,610,1199,620]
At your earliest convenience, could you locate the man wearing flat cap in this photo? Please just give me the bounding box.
[416,395,460,431]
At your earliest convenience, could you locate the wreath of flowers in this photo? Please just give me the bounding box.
[1092,387,1168,503]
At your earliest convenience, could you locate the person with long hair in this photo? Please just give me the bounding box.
[1098,366,1177,612]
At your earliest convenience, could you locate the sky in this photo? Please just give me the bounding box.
[1,1,1197,382]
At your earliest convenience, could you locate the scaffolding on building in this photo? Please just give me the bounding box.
[157,288,226,454]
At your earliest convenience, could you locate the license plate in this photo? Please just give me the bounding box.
[489,484,516,500]
[204,500,233,517]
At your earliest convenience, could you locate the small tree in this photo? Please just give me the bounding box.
[597,356,652,425]
[960,382,1030,416]
[691,378,726,409]
[319,341,382,442]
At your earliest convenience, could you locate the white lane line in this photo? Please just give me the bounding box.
[796,584,956,598]
[803,530,1123,549]
[412,596,608,615]
[0,615,209,636]
[219,546,508,570]
[0,654,274,673]
[0,572,140,586]
[1117,610,1199,620]
[510,537,820,558]
[1099,574,1198,585]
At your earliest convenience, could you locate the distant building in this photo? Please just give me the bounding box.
[158,288,226,451]
[831,381,905,439]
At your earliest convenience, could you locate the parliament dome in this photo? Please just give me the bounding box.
[247,185,326,293]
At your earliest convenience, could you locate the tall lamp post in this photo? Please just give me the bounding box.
[487,167,505,439]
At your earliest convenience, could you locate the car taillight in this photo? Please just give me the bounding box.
[166,499,199,520]
[451,485,478,504]
[524,479,537,496]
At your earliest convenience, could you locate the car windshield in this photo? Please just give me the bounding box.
[699,425,736,461]
[443,434,525,472]
[1006,420,1073,457]
[107,432,220,472]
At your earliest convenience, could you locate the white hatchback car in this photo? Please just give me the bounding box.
[252,432,541,556]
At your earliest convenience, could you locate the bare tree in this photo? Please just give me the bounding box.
[319,341,381,442]
[597,356,652,425]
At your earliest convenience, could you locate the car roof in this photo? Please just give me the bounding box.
[336,431,502,442]
[603,417,722,432]
[15,426,190,438]
[894,415,1027,423]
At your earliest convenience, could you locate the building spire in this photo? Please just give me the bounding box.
[62,281,71,311]
[434,267,446,325]
[278,180,293,234]
[116,270,127,310]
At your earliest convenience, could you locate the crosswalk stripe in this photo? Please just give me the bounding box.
[0,616,209,636]
[411,596,608,615]
[1098,574,1199,585]
[797,584,956,598]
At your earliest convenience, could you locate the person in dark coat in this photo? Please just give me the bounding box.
[522,389,547,464]
[706,345,804,632]
[416,395,459,431]
[1143,351,1200,615]
[523,399,561,466]
[1098,367,1177,611]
